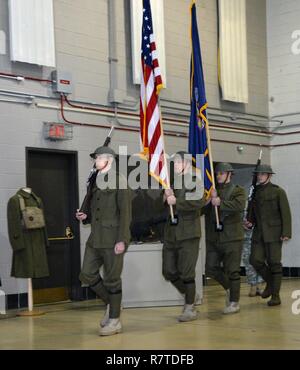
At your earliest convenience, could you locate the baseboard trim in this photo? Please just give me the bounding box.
[240,267,300,277]
[282,267,300,277]
[5,287,96,310]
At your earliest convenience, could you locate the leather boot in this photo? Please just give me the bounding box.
[256,265,272,298]
[268,273,282,306]
[267,294,281,306]
[261,282,272,299]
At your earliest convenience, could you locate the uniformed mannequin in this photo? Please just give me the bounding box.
[245,164,292,306]
[7,188,49,278]
[76,146,132,336]
[163,151,206,322]
[203,163,246,314]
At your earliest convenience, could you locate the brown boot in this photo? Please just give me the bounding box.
[267,294,281,306]
[261,283,272,299]
[267,273,282,306]
[248,285,257,297]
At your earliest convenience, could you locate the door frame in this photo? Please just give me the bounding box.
[25,147,82,301]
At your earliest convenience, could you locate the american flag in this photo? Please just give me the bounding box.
[140,0,168,188]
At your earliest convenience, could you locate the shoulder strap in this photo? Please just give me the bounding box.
[18,193,42,209]
[17,195,26,211]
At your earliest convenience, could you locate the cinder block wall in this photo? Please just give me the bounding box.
[0,0,272,296]
[267,0,300,267]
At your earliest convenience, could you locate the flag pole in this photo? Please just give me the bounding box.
[158,104,175,223]
[204,118,221,228]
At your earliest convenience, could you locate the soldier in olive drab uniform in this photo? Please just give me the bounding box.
[76,146,132,336]
[163,151,206,322]
[245,164,291,306]
[203,163,246,314]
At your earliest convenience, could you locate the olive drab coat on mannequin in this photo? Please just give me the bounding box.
[7,189,49,278]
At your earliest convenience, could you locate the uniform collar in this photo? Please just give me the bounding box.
[18,188,33,198]
[257,181,272,190]
[217,182,232,190]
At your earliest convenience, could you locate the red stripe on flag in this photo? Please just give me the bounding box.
[139,3,167,187]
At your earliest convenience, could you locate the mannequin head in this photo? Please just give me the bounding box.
[22,187,32,194]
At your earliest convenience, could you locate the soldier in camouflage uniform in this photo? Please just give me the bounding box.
[163,151,206,322]
[245,164,292,306]
[76,146,132,336]
[203,163,246,314]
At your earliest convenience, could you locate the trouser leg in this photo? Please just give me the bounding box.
[90,277,110,304]
[205,241,229,290]
[171,277,186,295]
[250,239,272,284]
[79,244,109,303]
[223,241,243,302]
[163,242,186,295]
[266,241,283,296]
[178,238,200,304]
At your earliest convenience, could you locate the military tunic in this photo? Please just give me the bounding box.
[79,170,132,318]
[7,189,49,278]
[163,173,206,304]
[203,182,246,302]
[250,182,291,295]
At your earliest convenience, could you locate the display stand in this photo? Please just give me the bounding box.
[17,279,45,317]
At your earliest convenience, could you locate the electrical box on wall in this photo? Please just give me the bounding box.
[51,70,72,95]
